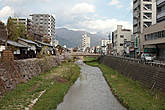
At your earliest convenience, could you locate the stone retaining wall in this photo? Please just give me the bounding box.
[100,56,165,92]
[0,55,65,95]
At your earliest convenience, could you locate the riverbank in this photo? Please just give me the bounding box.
[0,61,80,110]
[84,57,165,110]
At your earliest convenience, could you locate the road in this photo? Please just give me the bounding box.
[56,60,126,110]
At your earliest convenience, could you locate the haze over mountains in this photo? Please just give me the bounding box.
[56,28,107,48]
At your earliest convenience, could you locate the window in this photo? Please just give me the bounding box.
[120,35,124,38]
[120,44,123,46]
[145,30,165,41]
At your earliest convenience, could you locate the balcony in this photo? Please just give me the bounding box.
[157,0,165,6]
[133,1,139,9]
[133,19,138,25]
[157,11,165,19]
[133,26,139,33]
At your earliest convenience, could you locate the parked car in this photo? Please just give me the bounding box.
[141,53,155,62]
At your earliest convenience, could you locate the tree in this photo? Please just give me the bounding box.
[42,35,51,44]
[17,23,26,39]
[26,31,34,41]
[0,21,7,40]
[7,17,19,41]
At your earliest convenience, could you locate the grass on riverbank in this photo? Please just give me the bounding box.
[84,57,165,110]
[0,61,80,110]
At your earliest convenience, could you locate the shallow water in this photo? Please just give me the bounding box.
[56,61,126,110]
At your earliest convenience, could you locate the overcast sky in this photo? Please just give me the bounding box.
[0,0,133,34]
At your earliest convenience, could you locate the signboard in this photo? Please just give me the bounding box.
[144,48,156,53]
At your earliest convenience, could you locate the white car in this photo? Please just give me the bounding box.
[141,53,155,62]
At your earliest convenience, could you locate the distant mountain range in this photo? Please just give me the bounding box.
[56,28,107,48]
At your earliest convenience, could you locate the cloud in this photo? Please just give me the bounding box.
[3,0,51,3]
[71,3,95,14]
[117,5,123,8]
[65,18,132,34]
[0,6,14,18]
[0,0,132,34]
[109,0,123,8]
[109,0,119,6]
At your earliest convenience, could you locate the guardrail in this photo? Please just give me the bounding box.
[108,55,165,68]
[71,52,101,56]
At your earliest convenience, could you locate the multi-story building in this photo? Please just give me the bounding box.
[157,0,165,23]
[143,0,165,60]
[101,40,112,46]
[101,40,112,55]
[82,34,90,51]
[113,25,132,56]
[30,14,56,45]
[133,0,156,52]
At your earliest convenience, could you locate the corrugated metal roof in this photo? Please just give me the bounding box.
[7,40,27,48]
[35,40,53,47]
[0,36,27,48]
[19,38,41,48]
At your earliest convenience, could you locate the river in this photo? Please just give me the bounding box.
[56,60,126,110]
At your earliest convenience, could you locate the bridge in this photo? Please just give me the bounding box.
[70,52,101,57]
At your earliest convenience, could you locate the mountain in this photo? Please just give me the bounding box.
[56,28,107,48]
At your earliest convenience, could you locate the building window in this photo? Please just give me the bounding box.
[120,44,123,46]
[145,30,165,41]
[120,35,124,38]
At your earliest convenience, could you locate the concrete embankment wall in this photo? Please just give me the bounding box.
[0,55,67,95]
[100,56,165,92]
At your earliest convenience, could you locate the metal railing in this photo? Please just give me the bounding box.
[108,55,165,68]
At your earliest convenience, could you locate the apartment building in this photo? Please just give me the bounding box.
[101,40,112,46]
[101,40,112,55]
[133,0,156,51]
[113,25,132,56]
[157,0,165,22]
[30,14,56,45]
[143,0,165,60]
[82,34,90,51]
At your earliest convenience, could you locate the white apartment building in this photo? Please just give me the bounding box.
[30,14,56,45]
[133,0,156,51]
[101,40,112,46]
[82,34,90,51]
[113,25,132,56]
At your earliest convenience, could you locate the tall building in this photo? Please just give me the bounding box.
[82,34,90,50]
[113,25,132,56]
[30,14,56,45]
[157,0,165,22]
[133,0,156,51]
[143,0,165,60]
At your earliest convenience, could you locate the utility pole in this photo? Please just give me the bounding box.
[5,28,8,49]
[108,33,111,55]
